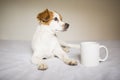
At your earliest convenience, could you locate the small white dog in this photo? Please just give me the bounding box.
[32,9,80,70]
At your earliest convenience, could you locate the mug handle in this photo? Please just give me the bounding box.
[99,45,109,61]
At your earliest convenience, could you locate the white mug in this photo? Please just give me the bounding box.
[80,42,108,67]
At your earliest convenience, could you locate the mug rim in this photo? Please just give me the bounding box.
[81,42,98,45]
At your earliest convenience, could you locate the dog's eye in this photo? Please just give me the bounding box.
[54,17,58,21]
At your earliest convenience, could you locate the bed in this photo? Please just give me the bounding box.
[0,40,120,80]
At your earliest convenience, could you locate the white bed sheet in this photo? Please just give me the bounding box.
[0,40,120,80]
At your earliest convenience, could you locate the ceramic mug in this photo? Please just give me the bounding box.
[80,42,108,67]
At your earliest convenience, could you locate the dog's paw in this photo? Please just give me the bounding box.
[68,60,78,65]
[64,59,78,66]
[38,64,48,70]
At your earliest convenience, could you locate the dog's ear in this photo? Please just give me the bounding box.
[37,9,51,22]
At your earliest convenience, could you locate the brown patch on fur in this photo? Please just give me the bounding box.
[37,9,53,25]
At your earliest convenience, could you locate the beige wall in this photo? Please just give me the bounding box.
[0,0,120,41]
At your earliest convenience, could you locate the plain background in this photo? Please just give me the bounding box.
[0,0,120,41]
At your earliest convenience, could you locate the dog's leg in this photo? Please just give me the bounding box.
[32,56,48,70]
[53,48,78,65]
[56,52,77,65]
[59,40,80,49]
[32,52,48,70]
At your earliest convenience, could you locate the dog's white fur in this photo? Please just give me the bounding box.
[32,9,80,70]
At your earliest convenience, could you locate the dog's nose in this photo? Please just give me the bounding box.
[64,23,69,29]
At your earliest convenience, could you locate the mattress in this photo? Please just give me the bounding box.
[0,40,120,80]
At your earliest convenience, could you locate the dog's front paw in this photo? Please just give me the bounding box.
[68,59,78,66]
[38,63,48,70]
[64,59,78,66]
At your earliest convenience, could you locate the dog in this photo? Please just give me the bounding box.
[32,9,80,70]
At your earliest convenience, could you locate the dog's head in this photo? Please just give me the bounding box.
[37,9,69,32]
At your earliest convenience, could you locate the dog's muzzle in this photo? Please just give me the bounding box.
[64,23,69,31]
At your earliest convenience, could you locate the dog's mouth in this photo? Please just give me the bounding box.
[55,29,68,32]
[61,28,68,32]
[55,23,69,32]
[55,29,67,32]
